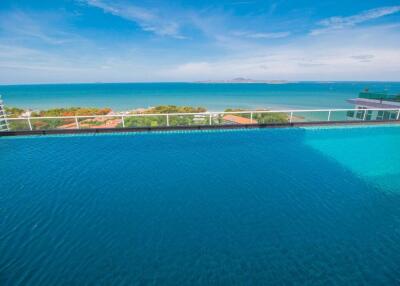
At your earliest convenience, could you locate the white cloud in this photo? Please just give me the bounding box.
[247,32,291,39]
[1,5,400,83]
[2,23,400,83]
[163,49,400,81]
[0,11,79,45]
[350,54,374,63]
[83,0,185,39]
[161,25,400,81]
[232,31,291,39]
[311,6,400,35]
[0,40,164,84]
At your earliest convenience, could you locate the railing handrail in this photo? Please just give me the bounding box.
[2,107,400,132]
[3,107,400,121]
[0,97,9,131]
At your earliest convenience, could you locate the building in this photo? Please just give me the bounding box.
[347,91,400,121]
[222,114,257,125]
[0,96,9,131]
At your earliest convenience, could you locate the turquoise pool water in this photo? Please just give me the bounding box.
[1,126,400,285]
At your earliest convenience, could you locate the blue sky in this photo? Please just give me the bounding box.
[0,0,399,83]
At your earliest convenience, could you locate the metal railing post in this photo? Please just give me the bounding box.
[6,108,400,133]
[27,118,33,131]
[75,116,79,129]
[4,116,9,131]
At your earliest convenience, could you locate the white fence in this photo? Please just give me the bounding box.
[0,99,9,131]
[2,108,400,132]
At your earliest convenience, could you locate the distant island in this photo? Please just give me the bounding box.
[196,78,292,84]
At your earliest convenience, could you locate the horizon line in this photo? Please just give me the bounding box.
[1,80,400,86]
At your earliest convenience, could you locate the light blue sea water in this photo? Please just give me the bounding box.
[1,82,400,111]
[1,126,400,285]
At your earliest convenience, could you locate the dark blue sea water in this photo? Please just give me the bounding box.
[1,126,400,285]
[1,82,400,111]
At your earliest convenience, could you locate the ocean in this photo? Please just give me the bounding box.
[1,82,399,111]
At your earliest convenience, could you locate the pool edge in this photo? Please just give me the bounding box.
[1,120,399,137]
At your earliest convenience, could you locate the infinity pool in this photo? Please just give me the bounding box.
[1,126,400,285]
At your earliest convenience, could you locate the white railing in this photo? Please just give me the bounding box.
[2,108,400,132]
[0,98,9,132]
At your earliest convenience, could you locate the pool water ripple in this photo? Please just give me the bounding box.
[1,126,400,285]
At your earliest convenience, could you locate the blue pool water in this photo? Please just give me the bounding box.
[1,126,400,285]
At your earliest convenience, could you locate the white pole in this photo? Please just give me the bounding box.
[75,116,79,129]
[209,113,212,125]
[397,109,400,120]
[250,112,253,123]
[28,118,32,131]
[327,111,331,121]
[3,112,9,131]
[121,116,125,128]
[166,114,169,126]
[290,112,293,123]
[363,109,367,120]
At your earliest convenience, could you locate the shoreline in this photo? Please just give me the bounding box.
[2,120,399,138]
[4,104,328,118]
[2,81,391,111]
[2,102,351,114]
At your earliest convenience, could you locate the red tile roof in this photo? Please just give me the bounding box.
[222,114,257,124]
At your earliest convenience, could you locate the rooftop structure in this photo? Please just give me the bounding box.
[358,91,400,101]
[0,96,9,132]
[347,90,400,109]
[223,114,257,125]
[346,90,400,121]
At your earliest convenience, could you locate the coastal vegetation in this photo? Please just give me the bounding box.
[142,105,206,114]
[123,105,208,127]
[30,108,113,130]
[31,107,111,117]
[6,119,30,131]
[5,107,28,130]
[223,108,289,124]
[5,107,25,118]
[4,105,289,131]
[6,107,112,130]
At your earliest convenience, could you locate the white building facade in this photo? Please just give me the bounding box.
[347,92,400,121]
[0,96,9,131]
